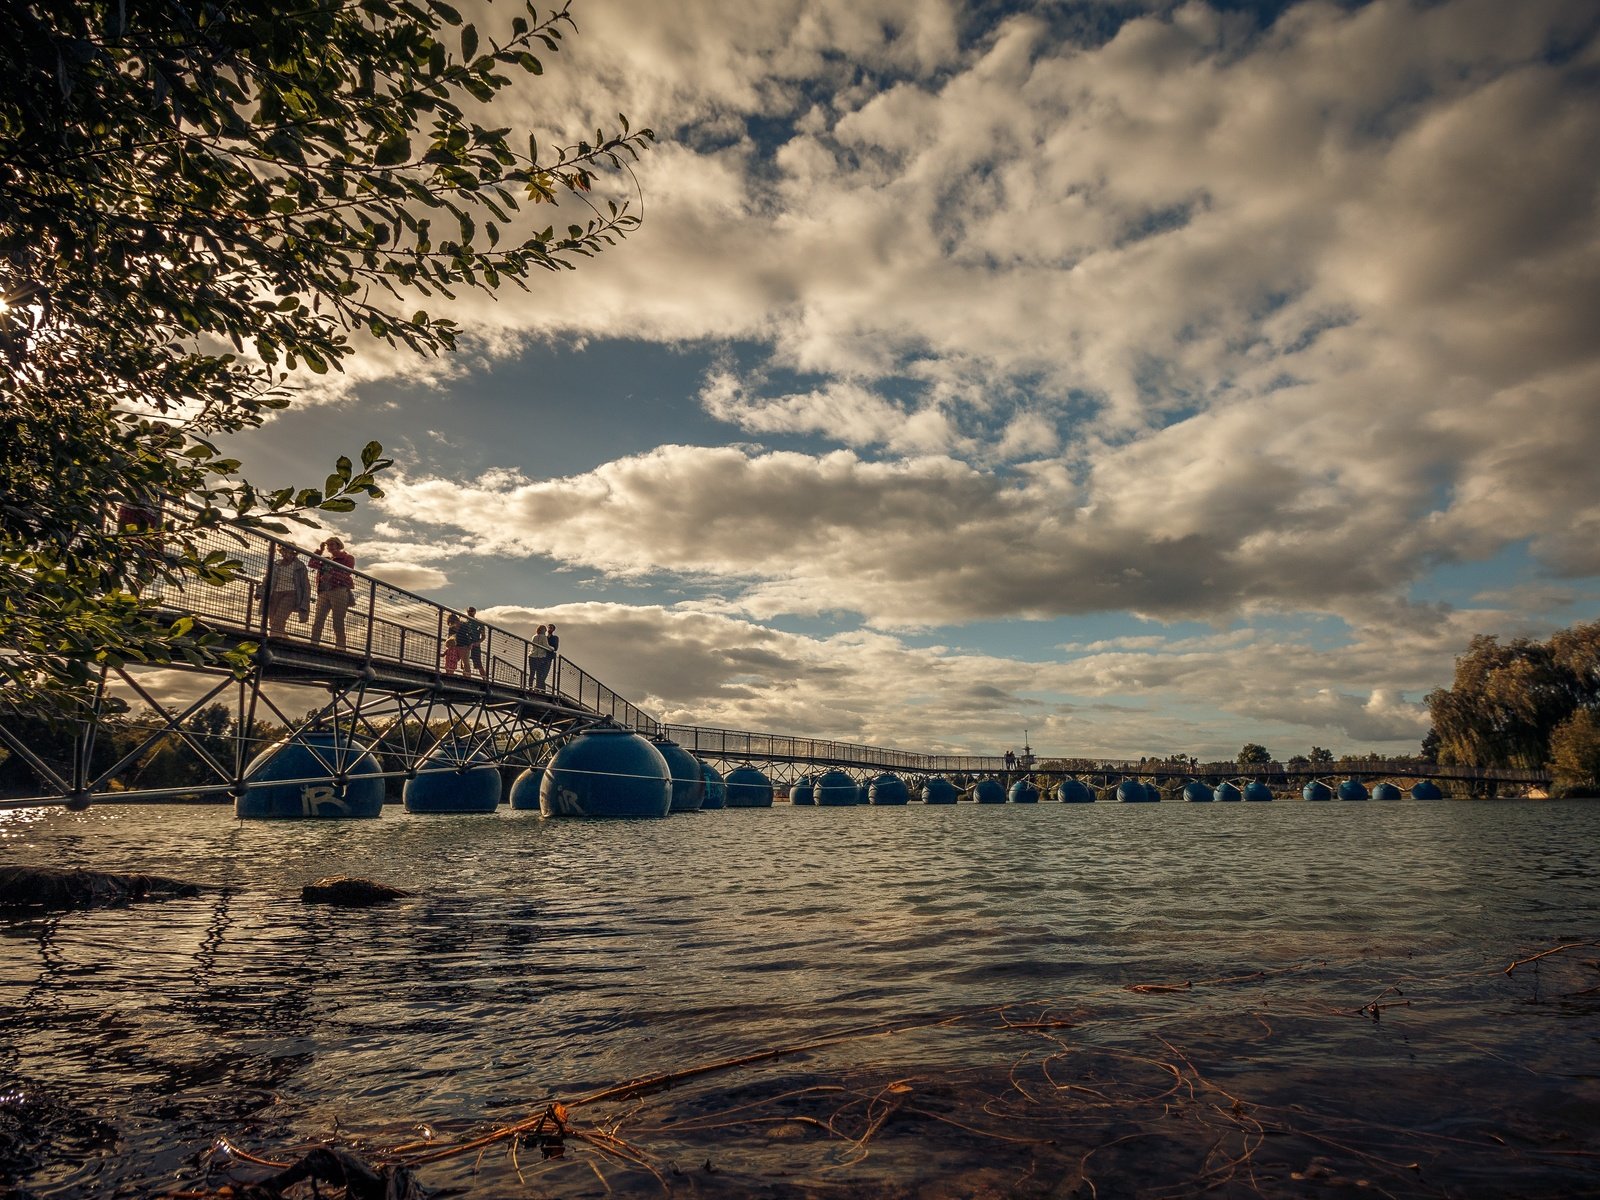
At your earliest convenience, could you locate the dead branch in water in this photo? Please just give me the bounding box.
[1504,940,1600,975]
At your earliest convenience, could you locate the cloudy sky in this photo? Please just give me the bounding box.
[227,0,1600,760]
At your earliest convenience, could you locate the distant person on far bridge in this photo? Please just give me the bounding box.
[459,607,488,680]
[263,543,309,637]
[309,537,356,651]
[529,625,554,691]
[1004,749,1016,771]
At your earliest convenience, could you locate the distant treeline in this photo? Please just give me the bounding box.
[1426,620,1600,795]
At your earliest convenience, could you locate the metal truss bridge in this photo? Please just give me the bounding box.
[0,519,1551,809]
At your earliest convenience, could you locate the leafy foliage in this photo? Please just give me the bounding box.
[0,0,652,718]
[1235,742,1272,767]
[1426,622,1600,771]
[1549,709,1600,796]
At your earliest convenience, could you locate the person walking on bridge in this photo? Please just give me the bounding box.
[459,606,487,680]
[529,624,554,691]
[544,623,560,690]
[309,537,356,651]
[442,614,467,676]
[263,543,309,637]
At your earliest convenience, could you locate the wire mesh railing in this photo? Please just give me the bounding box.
[111,509,1549,785]
[133,511,661,735]
[659,725,1549,783]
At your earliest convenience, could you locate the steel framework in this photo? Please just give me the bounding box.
[0,516,1555,809]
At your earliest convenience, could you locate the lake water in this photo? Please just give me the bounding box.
[3,798,1598,1198]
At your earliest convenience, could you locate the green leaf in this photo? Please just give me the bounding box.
[461,24,478,61]
[375,134,412,166]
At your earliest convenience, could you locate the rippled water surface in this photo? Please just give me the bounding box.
[3,799,1599,1198]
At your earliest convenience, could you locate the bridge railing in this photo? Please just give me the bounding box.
[111,510,1546,783]
[134,510,660,734]
[656,726,1550,784]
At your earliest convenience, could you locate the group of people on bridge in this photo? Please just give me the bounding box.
[262,537,560,690]
[263,538,354,648]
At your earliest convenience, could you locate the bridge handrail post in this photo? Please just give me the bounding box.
[435,605,445,680]
[257,548,276,640]
[362,577,376,660]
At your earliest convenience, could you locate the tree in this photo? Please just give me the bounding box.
[1308,746,1334,765]
[1,0,652,720]
[1549,709,1600,797]
[1426,626,1598,769]
[1237,743,1272,767]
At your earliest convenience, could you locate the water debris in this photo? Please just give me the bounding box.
[164,1145,438,1199]
[300,877,411,906]
[0,865,199,909]
[180,953,1600,1197]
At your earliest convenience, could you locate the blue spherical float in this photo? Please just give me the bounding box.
[857,778,873,804]
[539,727,672,818]
[815,769,858,806]
[1182,780,1213,803]
[509,766,545,810]
[1372,782,1402,801]
[1009,778,1040,803]
[1243,781,1274,802]
[870,773,910,805]
[973,778,1007,804]
[1410,780,1443,800]
[1338,778,1369,801]
[1057,778,1096,803]
[649,737,705,813]
[405,740,501,813]
[1303,780,1333,801]
[1214,781,1241,802]
[724,765,774,807]
[700,762,727,810]
[922,777,959,804]
[239,730,384,819]
[1116,780,1150,803]
[790,777,815,805]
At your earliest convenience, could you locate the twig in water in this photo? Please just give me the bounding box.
[1504,940,1600,975]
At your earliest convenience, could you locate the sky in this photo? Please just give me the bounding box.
[222,0,1600,761]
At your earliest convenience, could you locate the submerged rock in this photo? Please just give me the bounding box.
[0,865,199,910]
[301,876,411,906]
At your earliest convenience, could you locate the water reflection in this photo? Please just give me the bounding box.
[0,801,1597,1196]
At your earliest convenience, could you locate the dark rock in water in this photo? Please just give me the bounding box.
[0,865,199,909]
[301,876,411,906]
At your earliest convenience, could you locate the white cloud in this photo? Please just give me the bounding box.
[364,561,450,593]
[257,0,1600,753]
[468,599,1445,757]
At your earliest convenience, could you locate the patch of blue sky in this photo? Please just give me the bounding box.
[1408,541,1537,608]
[1116,198,1203,251]
[234,336,796,488]
[1404,541,1600,629]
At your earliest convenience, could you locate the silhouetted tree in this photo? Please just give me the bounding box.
[1549,710,1600,796]
[1,0,651,719]
[1237,743,1272,767]
[1427,623,1600,769]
